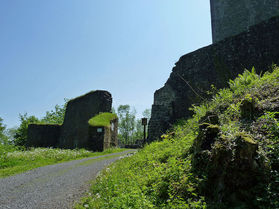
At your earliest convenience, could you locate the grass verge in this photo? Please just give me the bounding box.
[0,147,125,178]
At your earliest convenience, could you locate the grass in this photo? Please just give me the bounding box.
[88,112,117,127]
[78,153,133,166]
[75,123,202,209]
[0,146,125,178]
[75,66,279,209]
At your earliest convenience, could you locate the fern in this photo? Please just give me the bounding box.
[229,67,260,94]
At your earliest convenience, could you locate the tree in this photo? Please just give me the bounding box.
[142,109,151,119]
[116,106,151,145]
[117,105,136,145]
[14,113,40,146]
[0,117,5,136]
[4,127,17,143]
[41,99,68,124]
[132,109,151,141]
[0,117,8,144]
[12,99,68,147]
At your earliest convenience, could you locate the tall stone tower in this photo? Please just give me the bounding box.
[210,0,279,43]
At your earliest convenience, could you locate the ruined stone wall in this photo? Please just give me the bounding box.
[59,90,112,149]
[88,126,105,151]
[27,90,113,150]
[210,0,279,43]
[110,118,118,147]
[103,119,118,149]
[148,16,279,141]
[103,127,111,150]
[87,119,118,152]
[27,124,61,147]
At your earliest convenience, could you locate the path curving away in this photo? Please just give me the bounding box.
[0,150,135,209]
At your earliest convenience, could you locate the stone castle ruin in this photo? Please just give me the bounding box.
[148,0,279,141]
[210,0,279,43]
[88,114,118,151]
[27,90,118,151]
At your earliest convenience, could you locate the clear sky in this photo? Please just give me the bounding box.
[0,0,212,128]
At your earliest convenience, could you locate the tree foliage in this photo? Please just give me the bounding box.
[13,99,68,147]
[133,109,151,141]
[117,105,136,145]
[117,105,151,145]
[13,113,40,146]
[0,117,8,144]
[41,99,68,124]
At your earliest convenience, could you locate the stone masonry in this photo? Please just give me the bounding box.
[148,16,279,141]
[210,0,279,43]
[27,90,113,150]
[88,118,118,152]
[59,90,112,149]
[27,124,61,148]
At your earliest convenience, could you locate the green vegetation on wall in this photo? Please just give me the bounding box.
[88,112,117,127]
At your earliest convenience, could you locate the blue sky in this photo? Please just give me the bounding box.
[0,0,212,128]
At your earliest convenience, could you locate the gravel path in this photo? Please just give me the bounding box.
[0,150,135,209]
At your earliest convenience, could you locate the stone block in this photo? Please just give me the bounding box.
[27,124,61,147]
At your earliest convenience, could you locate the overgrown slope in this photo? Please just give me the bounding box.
[76,67,279,209]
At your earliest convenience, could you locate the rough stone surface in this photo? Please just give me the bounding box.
[88,126,105,151]
[27,90,113,150]
[148,16,279,142]
[192,132,263,205]
[240,97,256,120]
[210,0,279,43]
[59,90,112,149]
[87,119,118,152]
[27,124,61,148]
[197,123,220,151]
[107,118,118,148]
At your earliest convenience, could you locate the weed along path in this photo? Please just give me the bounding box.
[0,150,135,209]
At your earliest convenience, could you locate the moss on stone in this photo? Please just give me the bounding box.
[68,90,95,103]
[88,112,117,127]
[237,132,257,144]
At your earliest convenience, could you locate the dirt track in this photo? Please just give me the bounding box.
[0,150,134,209]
